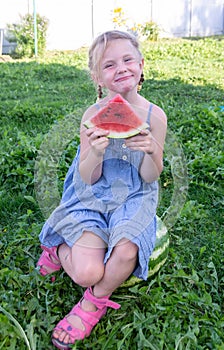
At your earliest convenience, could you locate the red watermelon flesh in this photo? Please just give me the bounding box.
[84,94,149,138]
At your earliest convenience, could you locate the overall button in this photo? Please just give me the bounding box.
[122,143,127,149]
[122,155,127,161]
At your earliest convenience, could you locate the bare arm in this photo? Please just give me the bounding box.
[79,107,110,185]
[125,105,167,183]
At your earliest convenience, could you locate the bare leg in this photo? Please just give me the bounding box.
[59,231,106,286]
[53,231,106,345]
[93,238,138,297]
[53,234,138,345]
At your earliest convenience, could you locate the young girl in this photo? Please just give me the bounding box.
[37,30,167,349]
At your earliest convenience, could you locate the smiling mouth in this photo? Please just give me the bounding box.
[115,75,132,82]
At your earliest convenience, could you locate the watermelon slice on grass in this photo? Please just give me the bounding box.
[84,94,149,139]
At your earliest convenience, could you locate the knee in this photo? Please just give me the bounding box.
[114,240,138,263]
[72,262,105,287]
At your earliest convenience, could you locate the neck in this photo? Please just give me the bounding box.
[109,90,140,104]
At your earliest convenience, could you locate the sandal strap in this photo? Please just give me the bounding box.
[52,288,121,346]
[84,287,121,310]
[54,305,88,340]
[39,259,60,272]
[53,294,119,343]
[70,302,105,327]
[53,300,109,343]
[37,245,61,277]
[40,245,60,263]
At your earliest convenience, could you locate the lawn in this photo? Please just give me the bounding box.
[0,36,223,349]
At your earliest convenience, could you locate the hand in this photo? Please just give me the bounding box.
[125,129,156,154]
[85,127,110,156]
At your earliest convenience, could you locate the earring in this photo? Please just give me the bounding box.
[137,73,144,92]
[98,85,103,99]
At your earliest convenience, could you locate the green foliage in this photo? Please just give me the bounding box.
[139,21,161,41]
[6,13,49,58]
[0,37,224,349]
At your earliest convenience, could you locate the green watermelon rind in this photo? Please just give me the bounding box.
[84,119,149,139]
[120,216,169,288]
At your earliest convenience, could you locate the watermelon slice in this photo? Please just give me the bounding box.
[84,94,149,138]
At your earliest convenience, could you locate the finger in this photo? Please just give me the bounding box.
[139,128,150,135]
[90,133,110,150]
[94,128,110,138]
[86,127,109,139]
[125,135,150,146]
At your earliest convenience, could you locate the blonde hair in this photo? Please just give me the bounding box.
[88,30,142,82]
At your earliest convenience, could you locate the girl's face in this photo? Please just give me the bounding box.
[98,39,144,95]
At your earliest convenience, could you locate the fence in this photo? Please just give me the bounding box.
[0,0,223,53]
[149,0,224,37]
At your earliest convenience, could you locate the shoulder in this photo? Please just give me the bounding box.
[81,104,99,124]
[139,95,167,126]
[150,102,167,127]
[81,98,109,124]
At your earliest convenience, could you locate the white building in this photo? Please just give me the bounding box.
[0,0,223,53]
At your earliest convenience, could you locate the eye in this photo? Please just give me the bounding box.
[103,62,114,69]
[124,56,134,63]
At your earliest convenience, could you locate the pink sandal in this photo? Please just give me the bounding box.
[52,287,121,349]
[36,245,61,276]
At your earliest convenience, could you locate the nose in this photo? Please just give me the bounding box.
[117,61,127,73]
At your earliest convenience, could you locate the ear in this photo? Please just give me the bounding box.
[91,73,98,83]
[140,58,144,71]
[97,80,105,88]
[92,73,104,87]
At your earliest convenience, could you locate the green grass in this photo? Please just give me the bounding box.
[0,36,224,349]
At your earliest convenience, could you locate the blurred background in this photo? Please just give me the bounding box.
[1,0,224,53]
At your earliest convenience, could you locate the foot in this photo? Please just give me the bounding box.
[52,287,120,349]
[42,253,60,275]
[52,297,97,346]
[36,245,61,276]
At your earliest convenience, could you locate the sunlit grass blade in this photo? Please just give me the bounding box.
[0,305,32,350]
